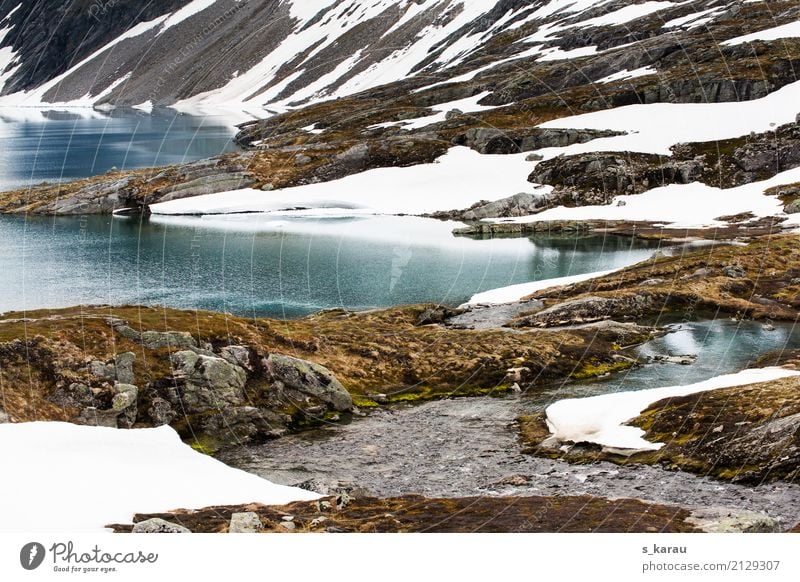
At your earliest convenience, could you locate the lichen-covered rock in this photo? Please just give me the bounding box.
[132,518,190,534]
[265,354,353,412]
[170,351,247,413]
[219,345,254,372]
[114,352,136,385]
[109,318,197,350]
[112,383,138,428]
[228,512,263,533]
[687,508,781,533]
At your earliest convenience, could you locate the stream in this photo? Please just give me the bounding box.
[220,319,800,525]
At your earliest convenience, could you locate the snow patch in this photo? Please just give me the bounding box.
[596,65,657,84]
[462,269,616,306]
[150,146,538,216]
[0,422,318,532]
[158,0,219,35]
[722,20,800,46]
[545,367,800,451]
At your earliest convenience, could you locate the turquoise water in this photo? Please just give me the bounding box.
[0,213,664,318]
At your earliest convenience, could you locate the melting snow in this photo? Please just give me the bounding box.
[545,367,800,451]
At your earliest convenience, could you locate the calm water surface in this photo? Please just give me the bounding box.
[0,108,239,190]
[0,214,665,317]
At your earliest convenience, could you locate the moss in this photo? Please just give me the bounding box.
[351,396,380,408]
[570,359,635,380]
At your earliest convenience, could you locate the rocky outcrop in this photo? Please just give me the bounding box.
[265,354,353,413]
[526,122,800,210]
[686,508,781,534]
[170,351,247,413]
[451,127,623,155]
[430,192,543,221]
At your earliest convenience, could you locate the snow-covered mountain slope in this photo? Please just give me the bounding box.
[3,0,795,111]
[1,0,800,228]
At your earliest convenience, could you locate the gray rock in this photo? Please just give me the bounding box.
[89,360,116,381]
[686,508,781,533]
[785,199,800,214]
[77,407,119,428]
[155,172,256,203]
[219,345,253,372]
[170,351,247,413]
[148,397,175,426]
[114,352,136,384]
[228,512,263,533]
[198,406,291,447]
[265,354,353,412]
[50,382,94,408]
[0,410,9,423]
[132,518,191,534]
[722,264,746,278]
[108,319,197,350]
[294,154,312,166]
[526,152,544,161]
[111,383,138,428]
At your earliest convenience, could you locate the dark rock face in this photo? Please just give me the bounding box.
[525,122,800,211]
[451,127,623,155]
[0,0,187,94]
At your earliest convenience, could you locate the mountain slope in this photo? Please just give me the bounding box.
[0,0,799,230]
[2,0,794,111]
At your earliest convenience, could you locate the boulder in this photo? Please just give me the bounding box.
[111,383,138,428]
[265,354,353,412]
[132,518,191,534]
[114,352,136,384]
[228,512,263,533]
[170,351,247,413]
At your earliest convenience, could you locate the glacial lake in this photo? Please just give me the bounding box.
[0,108,240,191]
[0,213,665,317]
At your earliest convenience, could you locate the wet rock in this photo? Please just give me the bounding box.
[198,406,290,448]
[132,518,191,534]
[228,512,263,533]
[686,508,781,533]
[265,354,353,412]
[170,351,247,413]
